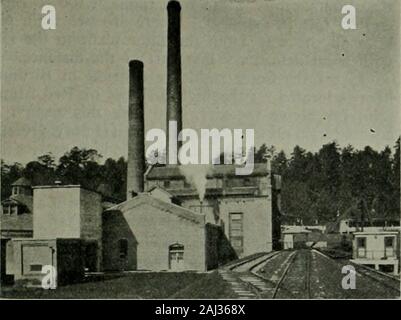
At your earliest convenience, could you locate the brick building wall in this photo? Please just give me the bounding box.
[80,189,103,270]
[102,211,138,271]
[219,197,272,256]
[102,195,208,272]
[33,187,81,239]
[32,186,103,271]
[11,238,84,287]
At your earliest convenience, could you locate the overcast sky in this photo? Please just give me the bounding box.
[1,0,400,164]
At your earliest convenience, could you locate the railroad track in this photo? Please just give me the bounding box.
[305,249,312,298]
[348,261,400,294]
[221,249,400,299]
[272,249,312,299]
[219,251,287,298]
[220,250,302,298]
[229,251,282,272]
[314,249,401,295]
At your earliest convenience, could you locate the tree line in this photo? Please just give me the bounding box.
[1,139,399,224]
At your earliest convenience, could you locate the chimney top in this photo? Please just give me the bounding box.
[167,0,181,11]
[129,60,144,69]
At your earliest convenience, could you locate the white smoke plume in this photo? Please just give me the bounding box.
[179,164,211,202]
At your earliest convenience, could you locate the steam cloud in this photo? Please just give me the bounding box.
[179,164,211,202]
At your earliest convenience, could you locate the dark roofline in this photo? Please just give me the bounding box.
[32,184,102,196]
[146,163,271,180]
[11,177,32,187]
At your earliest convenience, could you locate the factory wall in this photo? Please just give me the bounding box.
[11,238,84,287]
[145,165,281,258]
[103,201,207,272]
[102,211,138,271]
[33,187,81,239]
[101,193,239,272]
[205,223,237,269]
[5,240,16,276]
[32,186,103,271]
[1,239,8,284]
[80,188,103,270]
[219,197,272,256]
[179,195,274,257]
[184,198,219,224]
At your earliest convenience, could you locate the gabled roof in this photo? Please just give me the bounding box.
[11,177,32,187]
[147,185,173,197]
[3,194,33,213]
[146,163,269,180]
[105,193,205,225]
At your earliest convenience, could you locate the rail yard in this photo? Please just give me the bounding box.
[219,249,400,299]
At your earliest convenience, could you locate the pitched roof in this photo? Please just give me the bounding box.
[105,193,205,225]
[3,194,33,213]
[147,185,173,197]
[11,177,32,187]
[146,163,269,180]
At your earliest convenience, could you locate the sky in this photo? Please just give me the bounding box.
[1,0,400,164]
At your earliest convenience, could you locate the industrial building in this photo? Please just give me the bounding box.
[1,0,281,286]
[1,177,33,239]
[103,0,281,272]
[350,230,400,275]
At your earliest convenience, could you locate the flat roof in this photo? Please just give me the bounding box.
[32,185,81,189]
[282,230,311,234]
[354,231,399,235]
[32,185,101,195]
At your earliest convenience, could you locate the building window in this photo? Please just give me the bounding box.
[357,237,366,248]
[384,236,395,257]
[379,264,394,273]
[169,243,184,271]
[184,180,191,188]
[385,237,394,248]
[229,212,244,255]
[12,187,19,195]
[356,237,367,258]
[11,205,18,215]
[243,178,254,186]
[163,180,171,188]
[30,264,42,272]
[118,239,128,259]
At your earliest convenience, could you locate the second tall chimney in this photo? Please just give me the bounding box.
[127,60,145,199]
[166,0,182,162]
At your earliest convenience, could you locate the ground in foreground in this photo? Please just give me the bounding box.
[1,271,237,299]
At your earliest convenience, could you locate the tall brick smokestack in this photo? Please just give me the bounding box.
[166,0,182,162]
[127,60,145,199]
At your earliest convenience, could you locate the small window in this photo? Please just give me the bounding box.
[379,264,394,273]
[163,180,171,188]
[12,187,19,195]
[357,237,366,248]
[184,180,191,188]
[169,243,185,270]
[11,205,18,215]
[385,237,394,248]
[30,264,42,272]
[118,239,128,259]
[243,178,254,186]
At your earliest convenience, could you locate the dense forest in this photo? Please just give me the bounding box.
[1,138,400,224]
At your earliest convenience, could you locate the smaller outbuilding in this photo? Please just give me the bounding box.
[282,229,311,250]
[11,238,85,287]
[351,230,400,275]
[102,192,236,272]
